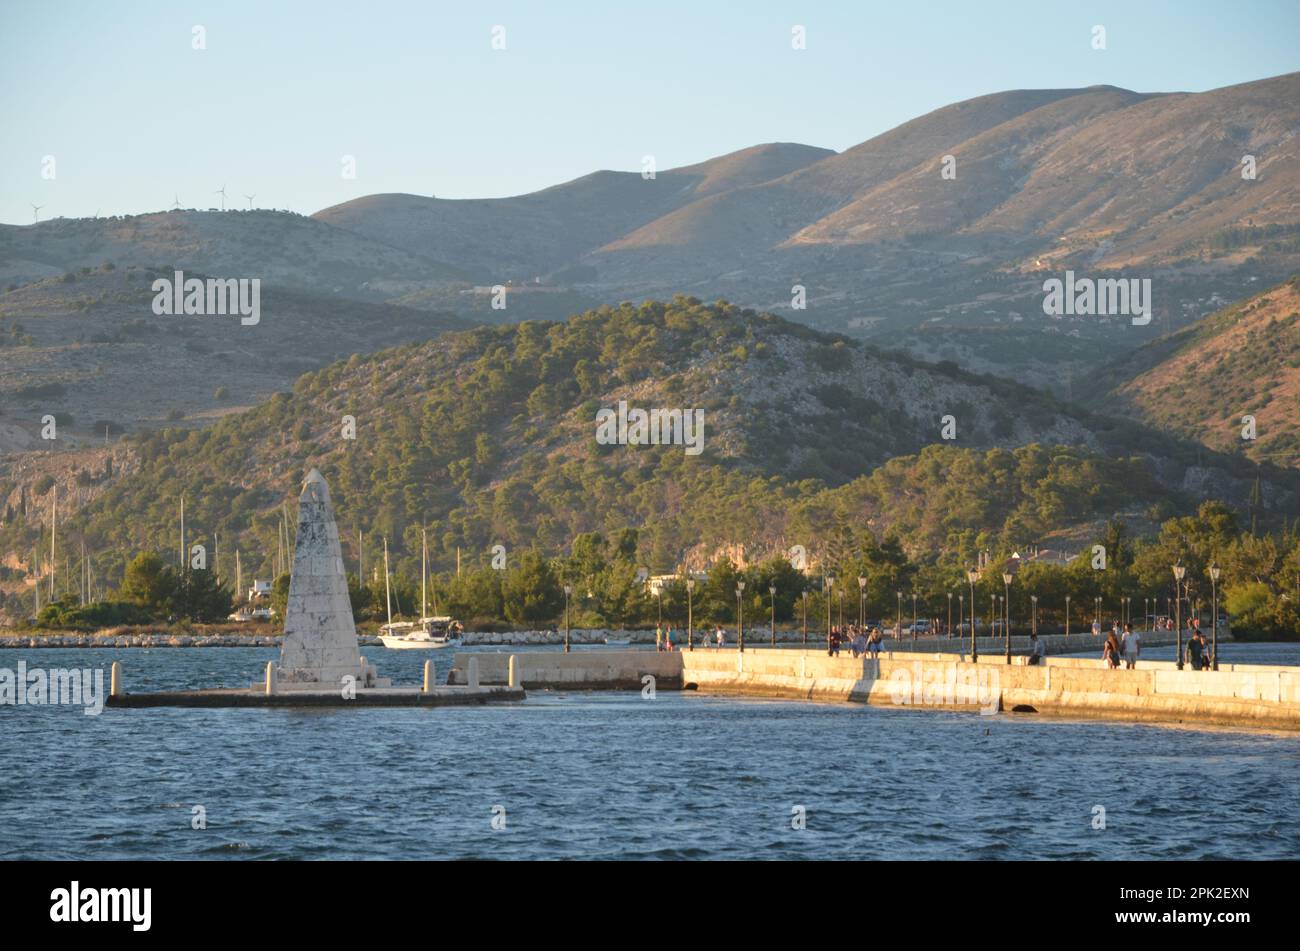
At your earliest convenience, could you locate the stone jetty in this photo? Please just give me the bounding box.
[449,647,1300,733]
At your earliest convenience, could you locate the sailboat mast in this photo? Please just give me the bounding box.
[50,486,56,599]
[421,527,427,621]
[383,537,392,626]
[179,494,185,570]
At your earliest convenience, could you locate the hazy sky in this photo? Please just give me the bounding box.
[2,0,1298,225]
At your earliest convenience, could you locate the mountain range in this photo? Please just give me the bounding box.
[3,72,1297,392]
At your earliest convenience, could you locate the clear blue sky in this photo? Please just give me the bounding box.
[2,0,1297,225]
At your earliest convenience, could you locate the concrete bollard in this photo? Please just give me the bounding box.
[265,662,276,696]
[468,656,480,690]
[423,660,434,694]
[110,661,122,698]
[508,655,521,689]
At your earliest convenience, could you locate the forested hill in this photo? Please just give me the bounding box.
[6,297,1294,588]
[1100,275,1300,468]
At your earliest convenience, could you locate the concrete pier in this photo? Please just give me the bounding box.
[448,648,1300,732]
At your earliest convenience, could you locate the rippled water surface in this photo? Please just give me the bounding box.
[2,643,1298,860]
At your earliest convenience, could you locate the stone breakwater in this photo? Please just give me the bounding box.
[449,648,1300,733]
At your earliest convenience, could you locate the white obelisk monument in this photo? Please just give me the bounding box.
[277,469,379,686]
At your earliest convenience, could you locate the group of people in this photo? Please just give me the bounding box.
[654,625,679,651]
[1101,622,1143,669]
[1099,619,1215,669]
[654,625,735,650]
[828,624,885,658]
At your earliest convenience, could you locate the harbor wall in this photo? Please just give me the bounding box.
[448,648,1300,731]
[446,650,682,689]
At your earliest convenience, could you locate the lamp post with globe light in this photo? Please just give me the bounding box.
[1173,562,1186,670]
[966,568,979,662]
[824,577,834,651]
[686,579,695,651]
[1209,562,1221,670]
[1002,572,1013,663]
[769,585,777,647]
[858,576,866,630]
[563,584,573,653]
[736,580,746,653]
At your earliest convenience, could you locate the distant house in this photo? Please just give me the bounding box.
[1022,545,1075,567]
[646,572,708,595]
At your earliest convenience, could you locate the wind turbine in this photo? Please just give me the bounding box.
[172,193,182,211]
[214,185,227,211]
[30,203,43,223]
[243,193,255,210]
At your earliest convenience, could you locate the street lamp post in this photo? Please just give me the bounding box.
[686,579,695,651]
[1173,562,1186,670]
[966,568,979,662]
[824,577,834,651]
[795,589,806,649]
[769,585,777,647]
[911,593,918,642]
[838,588,844,631]
[801,590,808,646]
[947,591,953,639]
[563,584,573,653]
[1209,562,1221,671]
[736,580,746,653]
[1065,595,1070,637]
[896,590,903,641]
[958,593,965,644]
[1031,594,1038,639]
[1002,572,1013,664]
[858,576,866,631]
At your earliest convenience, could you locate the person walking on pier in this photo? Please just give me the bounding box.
[1102,629,1121,668]
[1186,628,1204,670]
[715,626,725,649]
[1121,622,1141,669]
[666,627,676,652]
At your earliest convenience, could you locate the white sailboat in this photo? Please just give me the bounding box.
[378,529,463,649]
